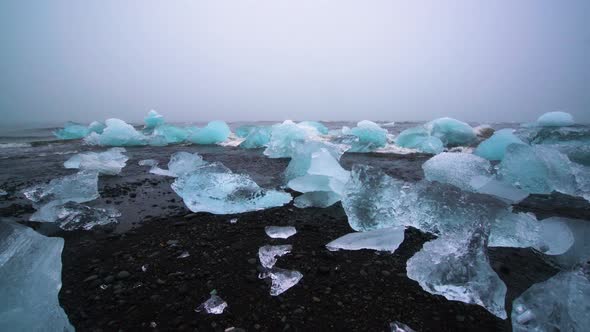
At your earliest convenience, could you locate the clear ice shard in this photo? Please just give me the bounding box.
[342,120,388,152]
[84,118,148,146]
[258,245,292,269]
[406,228,508,319]
[24,170,100,223]
[293,191,342,208]
[542,217,590,269]
[0,222,74,331]
[395,126,444,154]
[475,129,526,161]
[468,176,529,204]
[54,121,90,140]
[511,267,589,332]
[536,111,575,127]
[147,152,207,177]
[64,147,129,175]
[188,121,231,145]
[259,268,303,296]
[265,226,297,239]
[144,110,165,129]
[422,152,492,191]
[138,159,159,167]
[264,120,321,158]
[171,162,292,214]
[196,294,227,314]
[239,126,271,149]
[390,321,416,332]
[54,202,121,231]
[326,227,405,253]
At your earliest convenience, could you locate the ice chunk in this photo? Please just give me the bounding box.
[196,294,227,314]
[0,189,6,196]
[524,126,590,166]
[167,152,207,176]
[469,176,529,204]
[390,321,416,332]
[88,121,106,134]
[343,120,388,152]
[0,222,74,331]
[265,226,297,239]
[171,162,292,214]
[537,111,575,127]
[144,110,165,129]
[406,229,508,319]
[426,117,476,146]
[543,217,590,269]
[293,191,342,208]
[326,226,405,253]
[284,141,345,182]
[152,124,189,144]
[54,121,90,140]
[264,120,320,158]
[511,267,589,332]
[54,202,120,231]
[239,126,271,149]
[235,125,256,138]
[188,121,231,144]
[24,170,100,222]
[64,147,129,175]
[259,268,303,296]
[138,159,158,167]
[475,129,526,161]
[258,244,292,269]
[395,126,444,154]
[84,118,147,146]
[422,152,492,191]
[298,121,329,135]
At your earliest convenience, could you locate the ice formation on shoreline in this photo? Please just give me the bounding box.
[258,268,303,296]
[474,129,526,161]
[265,226,297,239]
[64,147,129,175]
[196,294,227,315]
[342,120,388,152]
[144,110,165,130]
[258,245,292,269]
[188,121,231,145]
[326,227,405,253]
[536,111,575,127]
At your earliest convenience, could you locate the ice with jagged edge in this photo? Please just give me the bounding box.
[426,117,476,147]
[258,268,303,296]
[258,244,292,269]
[326,226,405,253]
[239,126,271,149]
[511,266,589,332]
[475,129,526,161]
[54,121,90,140]
[264,120,322,158]
[84,118,148,146]
[24,170,100,223]
[148,151,207,177]
[152,124,190,144]
[54,202,121,231]
[522,124,590,166]
[489,213,574,255]
[542,217,590,270]
[64,147,129,175]
[342,120,388,152]
[395,126,444,154]
[144,110,165,130]
[536,111,575,127]
[299,121,329,135]
[196,294,227,315]
[188,121,231,145]
[390,321,416,332]
[0,222,74,331]
[172,162,292,214]
[265,226,297,239]
[406,228,508,319]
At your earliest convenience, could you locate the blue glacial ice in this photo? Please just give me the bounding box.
[235,125,257,138]
[342,120,388,152]
[147,151,207,177]
[426,117,476,146]
[144,110,165,130]
[298,121,329,135]
[84,118,148,146]
[326,226,405,253]
[265,226,297,239]
[54,121,90,140]
[188,121,231,145]
[88,121,106,134]
[394,126,444,154]
[0,222,74,331]
[474,129,526,161]
[152,124,190,144]
[171,162,292,214]
[293,191,343,208]
[239,126,271,149]
[542,217,590,270]
[264,120,321,158]
[406,228,508,319]
[511,267,589,332]
[536,111,575,127]
[64,147,129,175]
[422,152,492,191]
[525,125,590,166]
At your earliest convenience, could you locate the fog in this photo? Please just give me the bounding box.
[1,0,589,125]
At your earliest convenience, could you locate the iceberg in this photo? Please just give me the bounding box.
[511,267,589,332]
[426,117,476,146]
[64,147,129,175]
[0,222,74,331]
[188,121,231,145]
[537,111,575,127]
[144,110,165,129]
[474,129,526,161]
[326,227,405,253]
[24,170,100,223]
[84,118,147,146]
[152,124,190,144]
[422,152,492,192]
[264,120,320,158]
[171,162,292,214]
[406,228,508,319]
[239,126,271,149]
[259,268,303,296]
[258,244,292,269]
[343,120,388,152]
[298,121,329,135]
[394,126,444,154]
[54,121,90,140]
[196,294,227,315]
[265,226,297,239]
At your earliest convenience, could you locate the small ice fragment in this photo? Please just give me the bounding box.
[265,226,297,239]
[141,265,148,272]
[196,295,227,314]
[259,268,303,296]
[149,322,157,328]
[138,159,158,167]
[177,251,190,259]
[0,189,7,196]
[258,245,292,269]
[390,321,416,332]
[100,284,109,290]
[326,227,405,253]
[229,218,238,224]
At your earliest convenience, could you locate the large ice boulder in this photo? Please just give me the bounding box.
[298,121,329,135]
[188,121,231,145]
[343,120,388,152]
[474,129,526,161]
[54,121,90,140]
[0,222,74,331]
[153,124,190,144]
[144,110,165,129]
[239,126,271,149]
[426,117,476,146]
[84,118,147,146]
[422,152,492,191]
[395,126,444,154]
[511,267,589,332]
[87,121,106,134]
[235,125,257,138]
[537,111,575,127]
[264,120,320,158]
[64,147,129,175]
[526,126,590,166]
[172,162,292,214]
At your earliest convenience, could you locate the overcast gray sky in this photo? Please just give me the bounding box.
[1,0,589,125]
